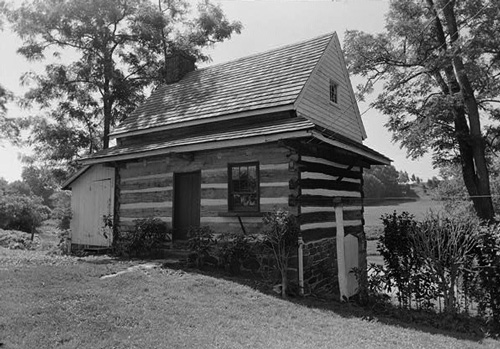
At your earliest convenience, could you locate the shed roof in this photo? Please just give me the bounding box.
[83,118,316,165]
[111,33,334,137]
[81,117,390,166]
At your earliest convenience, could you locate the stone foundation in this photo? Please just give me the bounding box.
[302,238,338,295]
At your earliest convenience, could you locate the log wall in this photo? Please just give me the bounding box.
[116,142,298,235]
[287,140,367,294]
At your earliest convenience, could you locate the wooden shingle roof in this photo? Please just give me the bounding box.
[111,33,334,137]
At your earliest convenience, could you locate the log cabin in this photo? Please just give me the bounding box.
[63,32,390,297]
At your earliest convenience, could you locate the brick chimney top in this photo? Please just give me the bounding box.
[163,52,196,84]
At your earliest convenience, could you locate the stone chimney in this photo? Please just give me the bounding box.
[163,52,196,84]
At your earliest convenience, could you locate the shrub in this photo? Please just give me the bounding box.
[117,218,169,257]
[50,191,72,230]
[0,194,51,234]
[261,208,299,298]
[378,211,424,309]
[410,212,480,313]
[217,233,257,275]
[474,224,500,332]
[187,226,216,268]
[352,263,391,306]
[373,210,500,335]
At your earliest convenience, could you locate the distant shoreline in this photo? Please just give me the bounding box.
[364,197,419,207]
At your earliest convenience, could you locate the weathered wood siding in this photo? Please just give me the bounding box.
[69,164,115,247]
[295,33,366,143]
[287,140,367,294]
[117,142,297,235]
[291,154,364,243]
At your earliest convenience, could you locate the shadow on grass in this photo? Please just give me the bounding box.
[160,260,495,344]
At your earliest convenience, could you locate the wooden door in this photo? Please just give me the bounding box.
[88,178,113,246]
[173,171,201,240]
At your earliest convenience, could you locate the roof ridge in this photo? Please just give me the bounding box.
[193,31,335,74]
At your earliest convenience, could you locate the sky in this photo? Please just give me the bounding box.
[0,0,439,183]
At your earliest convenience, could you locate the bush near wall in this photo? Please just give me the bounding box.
[115,218,170,257]
[187,209,300,298]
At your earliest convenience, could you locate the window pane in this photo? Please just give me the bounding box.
[232,167,239,180]
[330,80,338,103]
[240,166,250,190]
[229,163,259,211]
[247,166,257,191]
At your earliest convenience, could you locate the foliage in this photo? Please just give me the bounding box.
[187,226,216,268]
[410,212,481,313]
[261,208,299,298]
[56,229,72,255]
[378,211,437,309]
[431,159,500,215]
[0,228,41,250]
[21,164,67,207]
[49,191,72,230]
[352,263,391,306]
[0,83,19,143]
[3,0,242,171]
[411,174,422,184]
[364,165,417,200]
[375,209,500,333]
[0,193,51,234]
[217,233,257,275]
[344,0,500,220]
[430,165,472,213]
[474,224,500,332]
[117,218,169,257]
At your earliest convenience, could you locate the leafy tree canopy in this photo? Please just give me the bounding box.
[364,165,417,200]
[344,0,500,220]
[0,84,19,143]
[3,0,242,172]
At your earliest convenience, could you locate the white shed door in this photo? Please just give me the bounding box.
[86,179,113,246]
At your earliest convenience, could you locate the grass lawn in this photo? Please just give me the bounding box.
[1,248,498,349]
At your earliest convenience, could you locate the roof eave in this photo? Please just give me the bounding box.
[311,130,391,166]
[82,129,312,166]
[61,165,91,190]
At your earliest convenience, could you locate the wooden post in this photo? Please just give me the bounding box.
[298,236,304,296]
[334,198,348,300]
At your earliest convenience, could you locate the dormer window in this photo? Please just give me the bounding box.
[329,80,338,104]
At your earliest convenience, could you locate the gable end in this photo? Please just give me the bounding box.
[294,32,367,143]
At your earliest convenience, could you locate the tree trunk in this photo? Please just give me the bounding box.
[428,0,495,220]
[453,105,494,220]
[281,268,288,299]
[103,52,113,150]
[103,97,111,150]
[439,0,494,221]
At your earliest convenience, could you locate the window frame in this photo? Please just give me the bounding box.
[329,79,338,104]
[227,161,260,213]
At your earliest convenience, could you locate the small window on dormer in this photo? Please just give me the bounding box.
[329,80,338,104]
